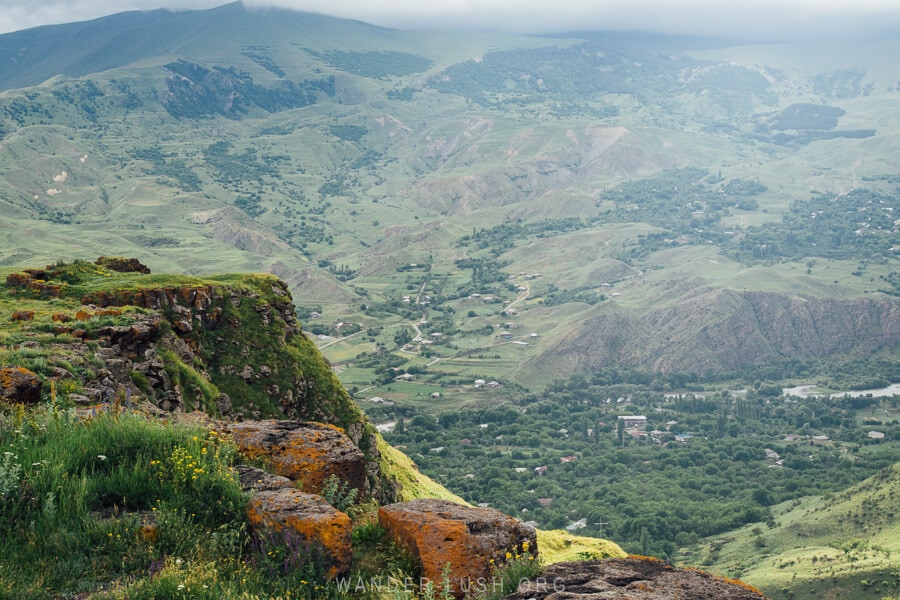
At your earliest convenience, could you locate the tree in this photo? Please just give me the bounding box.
[716,411,727,439]
[393,327,412,348]
[617,418,625,447]
[640,526,651,556]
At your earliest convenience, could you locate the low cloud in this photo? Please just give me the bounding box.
[1,0,898,39]
[243,0,900,39]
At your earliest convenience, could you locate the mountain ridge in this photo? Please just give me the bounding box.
[0,1,896,398]
[0,2,401,91]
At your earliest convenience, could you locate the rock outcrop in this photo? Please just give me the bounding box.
[234,464,293,492]
[501,557,767,600]
[228,420,369,497]
[94,256,151,274]
[1,259,393,503]
[379,499,537,598]
[0,367,42,404]
[246,489,352,578]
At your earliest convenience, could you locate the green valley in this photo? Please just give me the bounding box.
[0,3,898,598]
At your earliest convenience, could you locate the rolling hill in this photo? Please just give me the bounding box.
[679,463,900,600]
[0,1,897,395]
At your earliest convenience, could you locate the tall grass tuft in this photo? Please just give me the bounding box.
[0,408,244,597]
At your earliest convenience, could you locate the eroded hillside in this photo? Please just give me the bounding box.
[0,2,897,401]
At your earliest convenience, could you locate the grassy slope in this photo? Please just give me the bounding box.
[679,463,900,600]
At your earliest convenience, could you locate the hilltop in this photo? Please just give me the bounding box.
[0,258,628,598]
[679,464,900,600]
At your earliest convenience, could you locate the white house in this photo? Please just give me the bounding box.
[618,415,648,430]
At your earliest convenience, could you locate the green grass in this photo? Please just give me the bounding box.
[679,463,900,600]
[0,407,249,598]
[0,407,490,600]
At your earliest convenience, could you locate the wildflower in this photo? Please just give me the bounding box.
[97,455,107,461]
[177,583,185,590]
[175,558,183,565]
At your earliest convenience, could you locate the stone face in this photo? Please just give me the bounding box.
[501,558,767,600]
[0,367,43,404]
[378,499,537,598]
[246,489,352,578]
[235,465,293,492]
[228,420,368,497]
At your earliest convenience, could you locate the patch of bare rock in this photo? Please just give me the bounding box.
[0,366,42,404]
[501,557,767,600]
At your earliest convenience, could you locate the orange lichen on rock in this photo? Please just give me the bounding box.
[228,420,368,496]
[5,272,31,287]
[378,499,537,598]
[681,565,766,597]
[246,489,352,578]
[10,310,34,321]
[0,367,43,404]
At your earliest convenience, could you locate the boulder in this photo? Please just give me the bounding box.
[0,367,43,404]
[246,489,352,578]
[228,420,368,497]
[501,557,767,600]
[378,499,537,597]
[95,256,151,274]
[234,465,293,492]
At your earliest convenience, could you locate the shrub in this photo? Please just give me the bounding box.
[0,452,21,501]
[320,473,359,512]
